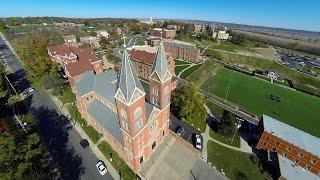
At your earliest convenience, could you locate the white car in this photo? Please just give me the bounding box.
[195,135,202,149]
[96,160,108,176]
[28,87,34,93]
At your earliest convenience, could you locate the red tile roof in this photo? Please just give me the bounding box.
[130,49,156,65]
[47,44,100,77]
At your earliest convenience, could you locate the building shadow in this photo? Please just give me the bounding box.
[32,106,84,179]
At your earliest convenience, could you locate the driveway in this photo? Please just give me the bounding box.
[170,114,202,149]
[0,34,113,180]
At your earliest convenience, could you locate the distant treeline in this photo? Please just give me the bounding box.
[231,30,320,56]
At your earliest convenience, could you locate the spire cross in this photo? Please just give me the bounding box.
[121,34,127,47]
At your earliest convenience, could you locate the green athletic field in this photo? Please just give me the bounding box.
[203,67,320,137]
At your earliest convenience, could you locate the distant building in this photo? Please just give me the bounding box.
[150,28,176,39]
[192,24,206,33]
[140,16,154,25]
[97,30,110,39]
[64,35,78,47]
[80,36,101,48]
[128,45,175,79]
[212,30,230,40]
[166,25,181,31]
[47,44,103,85]
[146,36,161,47]
[116,27,122,36]
[162,39,201,63]
[256,115,320,178]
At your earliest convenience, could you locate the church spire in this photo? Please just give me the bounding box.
[150,42,171,82]
[117,49,145,104]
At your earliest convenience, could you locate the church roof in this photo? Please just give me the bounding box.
[118,49,145,104]
[150,42,170,82]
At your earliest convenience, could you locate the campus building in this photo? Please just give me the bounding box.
[128,45,175,79]
[47,44,103,85]
[80,36,101,48]
[150,28,176,39]
[162,39,201,63]
[64,35,78,47]
[256,115,320,179]
[73,42,174,172]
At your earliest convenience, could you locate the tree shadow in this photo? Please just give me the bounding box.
[32,106,85,179]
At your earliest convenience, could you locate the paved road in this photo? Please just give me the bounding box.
[0,34,113,180]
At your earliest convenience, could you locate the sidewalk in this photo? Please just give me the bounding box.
[47,92,120,180]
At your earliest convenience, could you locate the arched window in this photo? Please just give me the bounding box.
[135,118,143,131]
[121,109,127,119]
[134,107,142,119]
[164,86,169,95]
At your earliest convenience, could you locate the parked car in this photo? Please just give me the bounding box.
[175,126,185,137]
[80,139,89,148]
[28,87,34,93]
[194,135,202,150]
[96,160,108,176]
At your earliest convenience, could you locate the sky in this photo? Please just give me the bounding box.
[0,0,319,32]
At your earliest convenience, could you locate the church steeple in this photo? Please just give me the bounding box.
[115,49,145,104]
[149,42,172,82]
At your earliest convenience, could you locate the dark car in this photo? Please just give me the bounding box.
[80,139,89,148]
[175,126,185,137]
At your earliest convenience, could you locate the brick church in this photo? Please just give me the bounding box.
[73,42,174,171]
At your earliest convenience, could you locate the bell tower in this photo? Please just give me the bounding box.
[149,42,172,110]
[114,49,148,170]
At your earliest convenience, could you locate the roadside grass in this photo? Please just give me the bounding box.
[174,59,191,65]
[66,105,100,144]
[211,50,320,95]
[98,142,136,180]
[186,60,221,87]
[180,64,202,79]
[207,141,264,180]
[204,67,320,137]
[175,65,190,75]
[59,85,76,104]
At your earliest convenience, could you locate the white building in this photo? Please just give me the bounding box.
[213,30,230,40]
[267,71,279,80]
[80,36,100,48]
[97,31,110,39]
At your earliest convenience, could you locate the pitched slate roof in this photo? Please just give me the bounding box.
[75,70,118,105]
[87,100,123,145]
[151,42,170,82]
[118,49,145,104]
[263,115,320,157]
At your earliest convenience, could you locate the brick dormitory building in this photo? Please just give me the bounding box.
[47,44,103,85]
[256,115,320,179]
[146,38,201,63]
[72,42,176,172]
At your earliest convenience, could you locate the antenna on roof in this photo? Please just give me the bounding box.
[121,34,127,48]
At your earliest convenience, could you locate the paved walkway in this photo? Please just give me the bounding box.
[47,92,120,180]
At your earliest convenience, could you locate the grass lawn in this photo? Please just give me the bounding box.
[180,64,202,79]
[175,65,190,75]
[174,59,191,65]
[209,130,240,148]
[59,85,76,104]
[186,60,221,87]
[203,67,320,137]
[205,100,224,119]
[211,41,254,52]
[98,142,136,180]
[207,141,264,180]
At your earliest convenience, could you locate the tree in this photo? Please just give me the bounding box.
[217,110,236,140]
[171,84,207,129]
[233,33,246,45]
[42,73,66,96]
[99,36,108,47]
[0,20,8,33]
[0,115,55,179]
[0,66,7,98]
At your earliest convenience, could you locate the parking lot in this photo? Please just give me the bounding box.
[169,114,203,151]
